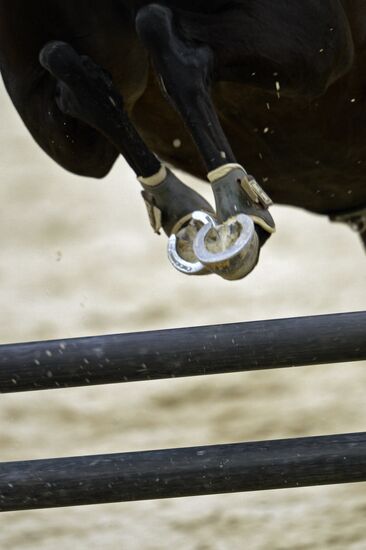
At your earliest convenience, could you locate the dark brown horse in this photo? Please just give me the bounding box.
[0,1,365,279]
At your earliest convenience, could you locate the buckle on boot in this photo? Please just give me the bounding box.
[141,191,162,234]
[208,163,273,210]
[241,175,273,209]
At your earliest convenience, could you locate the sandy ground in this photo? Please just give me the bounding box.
[0,80,365,550]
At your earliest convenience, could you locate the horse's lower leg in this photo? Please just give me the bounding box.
[136,4,276,279]
[39,41,215,274]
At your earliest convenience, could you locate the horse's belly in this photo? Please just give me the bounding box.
[217,87,366,214]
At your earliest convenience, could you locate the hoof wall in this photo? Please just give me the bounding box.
[168,212,260,280]
[167,212,214,276]
[193,214,259,280]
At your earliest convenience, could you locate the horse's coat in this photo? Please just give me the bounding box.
[0,1,365,268]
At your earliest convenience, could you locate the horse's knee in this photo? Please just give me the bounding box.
[30,105,118,179]
[136,4,213,97]
[4,69,118,179]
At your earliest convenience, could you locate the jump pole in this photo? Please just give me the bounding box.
[0,311,365,394]
[1,432,366,512]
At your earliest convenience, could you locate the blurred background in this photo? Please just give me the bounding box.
[0,79,365,549]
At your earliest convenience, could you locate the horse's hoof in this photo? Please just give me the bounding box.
[167,211,216,276]
[193,214,259,280]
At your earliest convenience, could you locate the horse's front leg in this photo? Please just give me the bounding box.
[39,41,215,275]
[136,2,354,280]
[136,5,276,280]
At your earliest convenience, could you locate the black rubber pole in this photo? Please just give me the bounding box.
[0,311,365,394]
[0,432,365,512]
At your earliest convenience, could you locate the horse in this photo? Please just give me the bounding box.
[0,1,365,279]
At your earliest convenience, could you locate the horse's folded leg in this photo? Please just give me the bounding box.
[136,4,275,280]
[136,5,234,172]
[39,41,161,178]
[40,40,216,276]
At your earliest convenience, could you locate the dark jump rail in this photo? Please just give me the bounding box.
[1,432,366,512]
[0,311,365,512]
[1,311,365,394]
